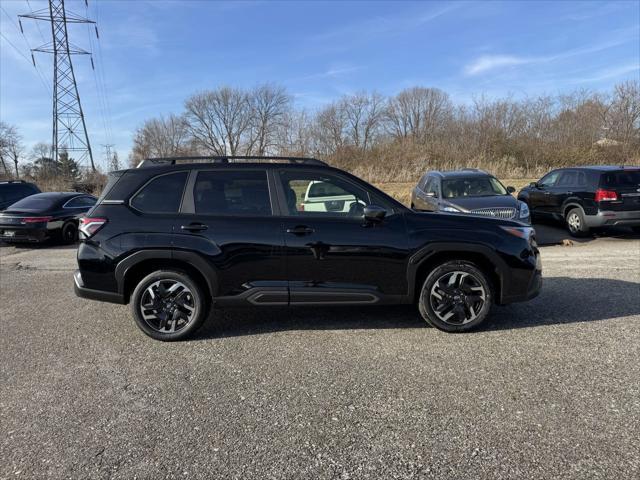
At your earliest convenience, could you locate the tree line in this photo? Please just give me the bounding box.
[1,81,638,188]
[130,81,639,181]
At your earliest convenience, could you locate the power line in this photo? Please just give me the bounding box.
[1,5,52,96]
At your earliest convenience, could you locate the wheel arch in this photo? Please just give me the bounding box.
[563,202,584,218]
[408,244,505,304]
[116,250,216,304]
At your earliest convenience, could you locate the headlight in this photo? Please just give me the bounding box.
[518,201,530,218]
[441,206,461,213]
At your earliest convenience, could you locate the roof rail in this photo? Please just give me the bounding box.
[0,179,27,184]
[460,168,485,172]
[137,156,328,168]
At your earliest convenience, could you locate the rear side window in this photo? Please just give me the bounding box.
[307,181,351,198]
[600,170,640,188]
[194,171,271,216]
[131,172,188,213]
[7,194,56,211]
[64,196,96,208]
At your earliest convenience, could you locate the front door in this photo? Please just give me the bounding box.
[275,169,410,305]
[530,170,561,217]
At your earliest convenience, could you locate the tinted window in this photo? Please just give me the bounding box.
[600,170,640,188]
[65,196,96,208]
[7,194,57,211]
[194,171,271,216]
[131,172,188,213]
[557,171,577,187]
[280,172,369,217]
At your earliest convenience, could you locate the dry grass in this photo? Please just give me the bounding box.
[375,179,537,206]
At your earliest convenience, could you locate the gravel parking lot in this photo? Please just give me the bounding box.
[1,230,639,479]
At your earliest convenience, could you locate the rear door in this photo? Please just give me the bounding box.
[178,168,287,303]
[275,168,409,304]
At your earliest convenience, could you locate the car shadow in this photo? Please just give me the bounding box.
[194,277,640,340]
[534,220,639,246]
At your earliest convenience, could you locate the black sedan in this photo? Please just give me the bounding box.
[0,192,96,244]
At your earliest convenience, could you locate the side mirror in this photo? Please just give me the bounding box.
[507,186,516,194]
[529,182,538,188]
[364,204,387,223]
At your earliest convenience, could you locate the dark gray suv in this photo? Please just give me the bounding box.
[411,169,530,223]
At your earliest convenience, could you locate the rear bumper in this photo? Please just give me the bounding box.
[74,270,125,304]
[0,226,49,243]
[585,210,640,228]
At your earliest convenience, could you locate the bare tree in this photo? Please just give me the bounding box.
[0,122,24,178]
[604,80,640,148]
[130,114,191,166]
[314,102,347,154]
[385,87,453,141]
[341,91,385,151]
[247,84,291,155]
[184,87,252,156]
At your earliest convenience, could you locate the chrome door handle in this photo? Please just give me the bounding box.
[286,226,315,235]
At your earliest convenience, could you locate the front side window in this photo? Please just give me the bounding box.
[538,171,560,188]
[279,172,369,217]
[131,172,188,214]
[194,170,271,216]
[424,178,439,196]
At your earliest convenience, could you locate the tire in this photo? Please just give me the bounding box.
[130,270,208,341]
[418,260,493,332]
[565,207,589,237]
[61,221,78,244]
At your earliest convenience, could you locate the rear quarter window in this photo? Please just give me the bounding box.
[130,172,188,214]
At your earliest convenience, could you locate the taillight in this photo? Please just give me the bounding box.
[22,216,53,223]
[595,189,618,202]
[79,217,107,238]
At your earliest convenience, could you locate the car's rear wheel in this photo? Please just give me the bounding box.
[131,270,207,341]
[418,260,492,332]
[61,221,78,244]
[565,208,589,237]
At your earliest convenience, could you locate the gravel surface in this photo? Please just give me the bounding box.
[1,234,639,479]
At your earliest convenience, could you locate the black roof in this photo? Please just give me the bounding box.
[136,156,328,169]
[568,165,639,171]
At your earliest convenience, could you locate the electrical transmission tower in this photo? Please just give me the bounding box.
[19,0,97,171]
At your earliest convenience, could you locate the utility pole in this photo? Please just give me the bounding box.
[19,0,97,172]
[102,143,116,170]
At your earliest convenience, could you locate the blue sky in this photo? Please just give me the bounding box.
[1,0,639,167]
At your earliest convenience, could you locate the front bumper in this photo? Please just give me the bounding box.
[584,210,640,228]
[74,270,125,304]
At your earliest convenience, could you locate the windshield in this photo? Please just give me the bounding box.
[442,177,508,198]
[7,194,57,211]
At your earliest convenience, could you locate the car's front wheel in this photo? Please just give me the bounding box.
[418,260,493,332]
[131,270,208,341]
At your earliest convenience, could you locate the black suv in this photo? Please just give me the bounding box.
[411,169,530,223]
[518,166,640,236]
[0,180,40,211]
[74,157,542,340]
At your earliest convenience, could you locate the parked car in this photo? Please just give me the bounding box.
[0,192,97,244]
[411,169,530,223]
[300,180,362,214]
[0,180,40,211]
[518,166,640,237]
[74,156,541,340]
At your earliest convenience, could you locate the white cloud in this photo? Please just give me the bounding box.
[464,55,530,75]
